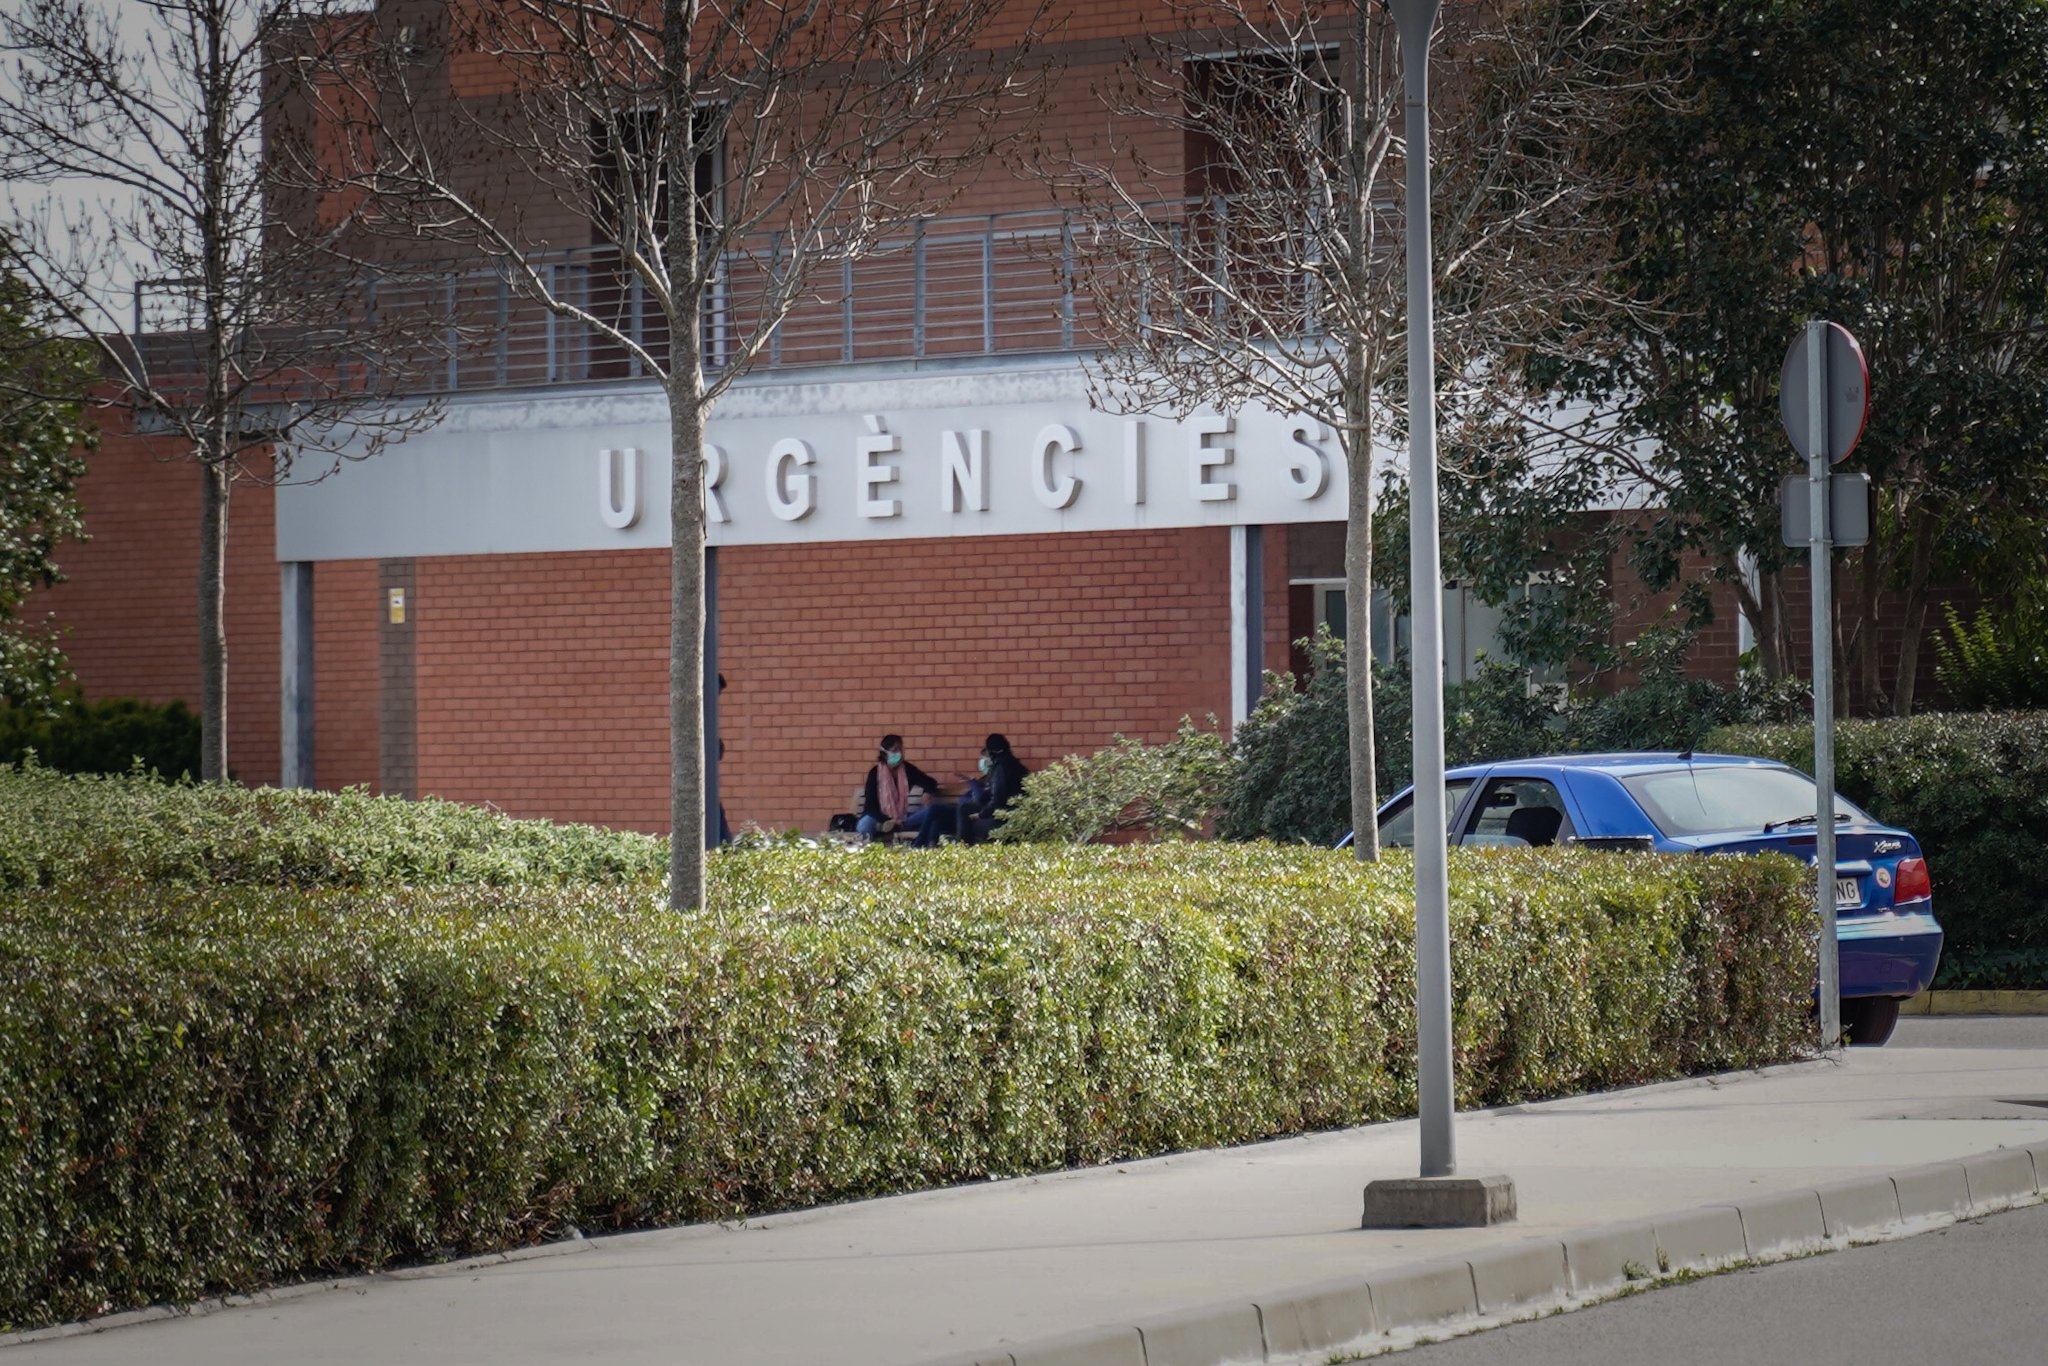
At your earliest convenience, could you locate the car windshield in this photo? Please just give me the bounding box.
[1619,766,1869,837]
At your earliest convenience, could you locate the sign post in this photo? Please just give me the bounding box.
[1780,321,1868,1048]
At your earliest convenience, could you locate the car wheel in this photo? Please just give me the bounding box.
[1841,996,1901,1047]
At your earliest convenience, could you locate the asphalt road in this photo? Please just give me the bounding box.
[1888,1014,2048,1050]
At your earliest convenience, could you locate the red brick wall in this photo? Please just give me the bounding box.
[39,419,282,785]
[718,527,1239,833]
[411,550,671,829]
[314,559,383,791]
[266,528,1251,834]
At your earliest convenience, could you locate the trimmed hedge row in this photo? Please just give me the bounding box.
[0,762,667,891]
[1709,712,2048,988]
[0,844,1813,1329]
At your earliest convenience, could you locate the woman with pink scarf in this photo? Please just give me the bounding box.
[857,734,957,847]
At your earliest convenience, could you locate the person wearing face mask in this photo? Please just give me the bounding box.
[858,734,956,847]
[956,733,1029,845]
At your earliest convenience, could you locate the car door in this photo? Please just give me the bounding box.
[1456,774,1581,848]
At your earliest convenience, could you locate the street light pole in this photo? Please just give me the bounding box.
[1392,0,1454,1181]
[1362,0,1514,1229]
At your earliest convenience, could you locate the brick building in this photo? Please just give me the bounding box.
[37,0,1795,835]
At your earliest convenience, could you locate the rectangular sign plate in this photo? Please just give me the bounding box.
[1781,472,1871,548]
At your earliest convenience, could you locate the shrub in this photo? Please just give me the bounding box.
[1218,628,1356,845]
[1933,601,2048,710]
[0,693,200,778]
[1708,712,2048,989]
[0,761,667,892]
[0,842,1812,1329]
[997,718,1232,843]
[1226,627,1812,845]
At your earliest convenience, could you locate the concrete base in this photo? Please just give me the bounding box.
[1362,1173,1518,1228]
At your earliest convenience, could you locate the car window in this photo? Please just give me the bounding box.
[1459,777,1575,847]
[1619,766,1870,838]
[1377,779,1477,849]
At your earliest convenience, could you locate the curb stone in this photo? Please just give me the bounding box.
[1890,1160,1971,1222]
[1811,1174,1904,1239]
[1962,1148,2040,1212]
[946,1142,2048,1366]
[1560,1220,1659,1294]
[1134,1303,1265,1366]
[1646,1205,1746,1272]
[1718,1188,1826,1257]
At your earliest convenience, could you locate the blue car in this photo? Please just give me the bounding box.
[1348,753,1943,1046]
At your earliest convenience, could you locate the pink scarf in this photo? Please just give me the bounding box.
[878,761,910,821]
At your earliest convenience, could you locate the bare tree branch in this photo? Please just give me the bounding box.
[0,0,445,780]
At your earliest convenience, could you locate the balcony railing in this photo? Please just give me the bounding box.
[127,197,1373,400]
[133,206,1089,399]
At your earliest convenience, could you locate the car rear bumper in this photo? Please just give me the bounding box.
[1838,909,1943,999]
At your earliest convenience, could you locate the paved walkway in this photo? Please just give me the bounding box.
[9,1019,2046,1366]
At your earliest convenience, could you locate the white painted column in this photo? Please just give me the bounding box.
[1229,525,1264,725]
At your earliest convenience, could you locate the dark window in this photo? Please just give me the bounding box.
[1459,777,1575,847]
[1377,778,1476,849]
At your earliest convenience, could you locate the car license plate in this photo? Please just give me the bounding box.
[1835,876,1862,909]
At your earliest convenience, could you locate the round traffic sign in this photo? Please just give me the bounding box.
[1780,322,1868,464]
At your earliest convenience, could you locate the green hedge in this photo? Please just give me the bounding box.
[0,844,1813,1329]
[0,695,201,779]
[0,762,667,891]
[1709,713,2048,989]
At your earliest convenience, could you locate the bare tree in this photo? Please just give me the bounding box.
[330,0,1051,908]
[0,0,441,781]
[1053,0,1648,858]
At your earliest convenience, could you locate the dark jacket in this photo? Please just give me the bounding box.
[862,760,940,821]
[965,753,1029,823]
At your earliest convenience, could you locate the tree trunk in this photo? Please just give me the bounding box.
[1341,21,1378,862]
[1890,505,1939,717]
[198,454,230,781]
[1856,540,1885,715]
[669,378,708,909]
[665,0,707,910]
[1763,571,1794,679]
[1344,409,1379,862]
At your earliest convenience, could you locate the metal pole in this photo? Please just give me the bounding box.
[913,219,927,360]
[1806,322,1841,1046]
[1394,0,1454,1179]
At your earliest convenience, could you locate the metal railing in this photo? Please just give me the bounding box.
[125,196,1381,400]
[365,205,1092,395]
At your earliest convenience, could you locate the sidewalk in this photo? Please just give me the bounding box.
[8,1019,2046,1366]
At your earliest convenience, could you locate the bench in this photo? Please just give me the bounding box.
[833,786,935,845]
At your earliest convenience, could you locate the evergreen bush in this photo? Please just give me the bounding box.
[0,761,667,891]
[0,694,200,778]
[994,718,1231,843]
[0,840,1812,1330]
